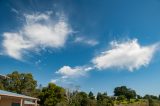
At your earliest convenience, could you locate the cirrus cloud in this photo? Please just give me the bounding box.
[74,36,99,46]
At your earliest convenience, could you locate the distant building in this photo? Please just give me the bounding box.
[0,90,39,106]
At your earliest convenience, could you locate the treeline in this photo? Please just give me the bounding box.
[0,71,160,106]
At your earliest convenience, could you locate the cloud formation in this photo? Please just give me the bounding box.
[56,65,93,78]
[2,33,33,60]
[92,39,158,71]
[2,12,71,60]
[54,39,158,83]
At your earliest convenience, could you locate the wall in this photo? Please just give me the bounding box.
[0,96,24,106]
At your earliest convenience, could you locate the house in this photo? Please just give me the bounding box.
[0,74,9,79]
[0,74,39,106]
[0,90,39,106]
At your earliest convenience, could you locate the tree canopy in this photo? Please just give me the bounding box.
[1,71,37,96]
[114,86,136,100]
[39,83,66,106]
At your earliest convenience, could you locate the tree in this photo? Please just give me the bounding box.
[0,76,4,89]
[137,95,142,99]
[89,91,95,100]
[65,88,73,105]
[114,86,128,96]
[77,92,88,106]
[117,95,126,102]
[97,92,102,101]
[0,81,4,90]
[125,89,136,99]
[144,95,158,100]
[97,92,113,106]
[114,86,136,100]
[39,83,66,106]
[0,77,4,90]
[3,71,37,96]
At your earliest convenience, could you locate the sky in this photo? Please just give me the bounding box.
[0,0,160,96]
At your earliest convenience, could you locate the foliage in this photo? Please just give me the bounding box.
[117,95,126,102]
[2,71,160,106]
[0,80,4,90]
[89,91,95,100]
[39,83,66,106]
[97,92,114,106]
[137,95,142,99]
[144,94,158,100]
[1,71,37,96]
[76,92,88,106]
[114,86,136,100]
[148,99,160,106]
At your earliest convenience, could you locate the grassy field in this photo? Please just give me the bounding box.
[114,99,160,106]
[148,99,160,106]
[114,99,149,106]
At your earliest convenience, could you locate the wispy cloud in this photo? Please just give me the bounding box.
[35,59,42,65]
[2,12,72,60]
[24,13,51,23]
[11,8,19,14]
[92,39,158,71]
[74,36,99,46]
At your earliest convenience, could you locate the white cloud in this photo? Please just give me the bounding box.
[2,33,33,60]
[56,65,93,78]
[24,21,69,48]
[54,39,159,82]
[74,37,99,46]
[2,12,71,60]
[92,39,158,71]
[51,79,59,83]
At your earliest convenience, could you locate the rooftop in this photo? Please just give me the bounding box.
[0,90,37,100]
[0,74,9,79]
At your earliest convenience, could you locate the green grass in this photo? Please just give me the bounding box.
[114,99,148,106]
[148,99,160,106]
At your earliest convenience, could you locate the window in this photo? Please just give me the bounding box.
[12,103,20,106]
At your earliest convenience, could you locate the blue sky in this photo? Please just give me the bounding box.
[0,0,160,96]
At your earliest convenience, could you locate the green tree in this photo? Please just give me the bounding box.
[97,92,102,101]
[39,83,66,106]
[77,92,88,106]
[0,81,4,90]
[97,92,113,106]
[117,95,126,102]
[114,86,136,100]
[3,71,37,96]
[137,95,142,99]
[144,95,158,100]
[89,91,95,100]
